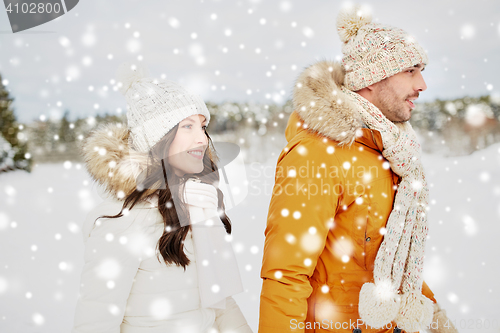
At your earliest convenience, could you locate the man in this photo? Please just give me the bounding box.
[259,5,457,333]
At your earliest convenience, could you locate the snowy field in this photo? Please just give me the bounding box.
[1,144,500,333]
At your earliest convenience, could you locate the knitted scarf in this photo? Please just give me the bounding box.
[183,178,244,309]
[342,87,434,332]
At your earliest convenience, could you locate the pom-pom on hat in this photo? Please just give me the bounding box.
[337,4,428,91]
[116,63,211,152]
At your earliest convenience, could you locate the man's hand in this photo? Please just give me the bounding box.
[427,303,458,333]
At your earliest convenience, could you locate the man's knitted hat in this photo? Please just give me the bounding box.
[116,63,210,153]
[337,5,428,91]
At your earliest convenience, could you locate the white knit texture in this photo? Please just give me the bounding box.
[183,179,244,309]
[343,87,433,332]
[116,64,211,153]
[337,5,428,91]
[125,78,210,152]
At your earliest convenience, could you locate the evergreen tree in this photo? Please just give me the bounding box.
[59,110,75,143]
[0,72,31,171]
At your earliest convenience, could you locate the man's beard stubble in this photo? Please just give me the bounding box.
[376,80,419,123]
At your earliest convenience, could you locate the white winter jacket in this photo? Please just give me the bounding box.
[73,123,252,333]
[72,198,251,333]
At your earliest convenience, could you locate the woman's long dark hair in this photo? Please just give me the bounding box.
[101,124,231,269]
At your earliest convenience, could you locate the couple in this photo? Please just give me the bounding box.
[72,6,457,333]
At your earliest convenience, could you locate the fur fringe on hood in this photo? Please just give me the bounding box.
[81,124,159,200]
[293,60,363,145]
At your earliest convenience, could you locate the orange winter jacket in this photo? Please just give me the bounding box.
[259,61,436,333]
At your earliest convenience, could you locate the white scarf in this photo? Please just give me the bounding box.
[183,178,244,309]
[342,87,434,332]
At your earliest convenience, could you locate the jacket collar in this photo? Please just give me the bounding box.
[285,111,384,152]
[290,60,376,147]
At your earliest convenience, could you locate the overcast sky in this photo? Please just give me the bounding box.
[0,0,499,123]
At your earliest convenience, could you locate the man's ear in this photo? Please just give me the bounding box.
[355,85,376,102]
[356,86,374,95]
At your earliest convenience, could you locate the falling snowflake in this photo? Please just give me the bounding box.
[280,1,292,12]
[96,258,122,280]
[332,238,354,260]
[423,255,447,287]
[150,298,172,319]
[447,292,459,304]
[285,233,296,244]
[127,39,142,53]
[462,215,477,236]
[460,24,475,39]
[32,313,45,325]
[465,104,492,127]
[479,172,490,182]
[108,304,120,316]
[68,222,80,234]
[58,262,69,271]
[302,27,314,38]
[4,186,16,197]
[300,230,321,253]
[78,189,95,211]
[59,36,71,47]
[168,17,180,29]
[82,31,96,47]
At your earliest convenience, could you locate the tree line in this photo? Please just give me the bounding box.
[1,70,499,172]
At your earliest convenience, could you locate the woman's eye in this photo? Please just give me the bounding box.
[183,124,192,129]
[202,126,207,130]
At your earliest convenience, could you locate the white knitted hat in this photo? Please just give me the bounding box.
[116,63,211,152]
[337,5,428,91]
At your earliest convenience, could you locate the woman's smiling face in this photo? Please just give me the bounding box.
[168,114,208,177]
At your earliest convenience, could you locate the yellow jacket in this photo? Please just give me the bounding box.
[259,61,436,333]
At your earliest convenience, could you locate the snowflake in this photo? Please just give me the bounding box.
[150,298,172,319]
[447,292,459,304]
[300,231,321,253]
[460,24,475,39]
[462,215,477,236]
[32,313,45,325]
[96,258,122,280]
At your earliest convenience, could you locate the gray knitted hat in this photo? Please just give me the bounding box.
[116,63,211,152]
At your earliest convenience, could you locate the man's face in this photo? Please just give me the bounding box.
[370,64,427,123]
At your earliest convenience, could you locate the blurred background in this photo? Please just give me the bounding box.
[1,0,500,168]
[1,0,500,332]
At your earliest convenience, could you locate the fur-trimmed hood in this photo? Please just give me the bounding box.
[81,124,158,200]
[292,60,363,145]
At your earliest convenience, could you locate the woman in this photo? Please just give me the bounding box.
[72,64,252,333]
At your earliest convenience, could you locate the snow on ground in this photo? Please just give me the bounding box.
[0,145,499,332]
